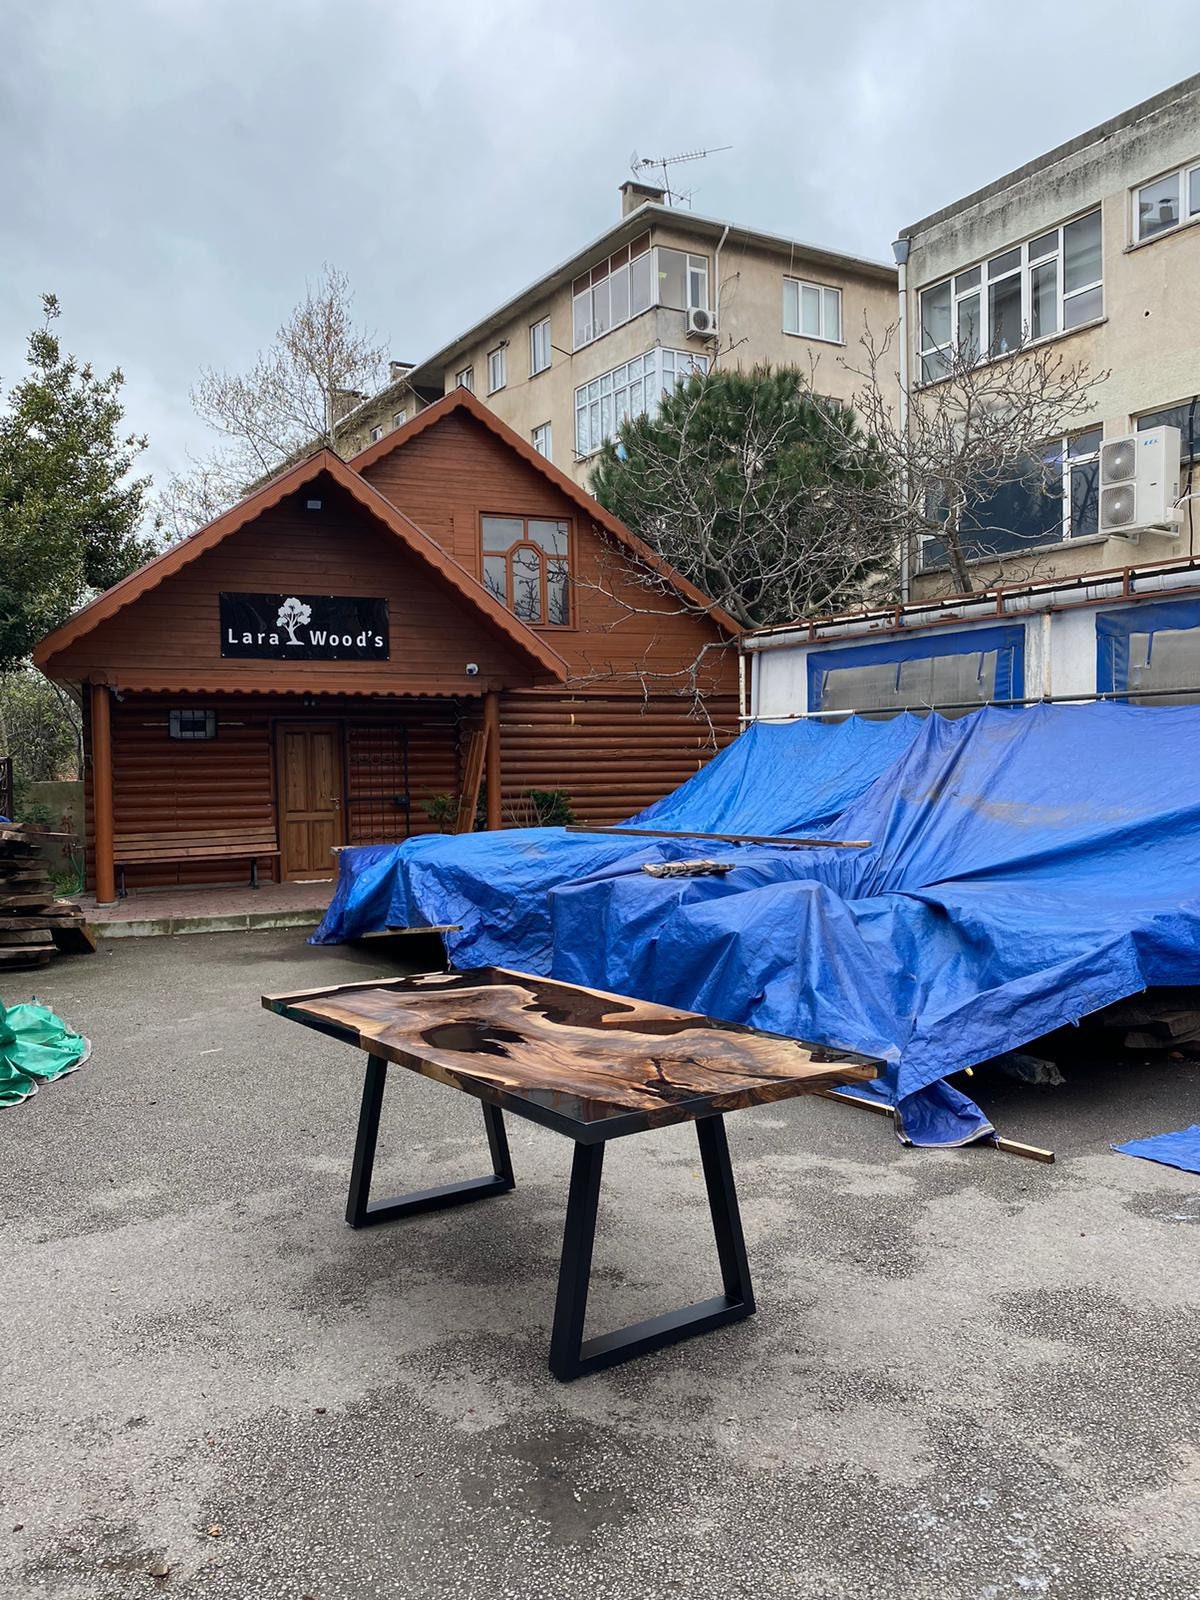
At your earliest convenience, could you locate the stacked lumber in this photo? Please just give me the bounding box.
[1095,989,1200,1055]
[0,825,94,971]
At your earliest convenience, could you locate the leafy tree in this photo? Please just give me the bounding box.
[0,295,156,669]
[590,365,892,629]
[0,666,81,784]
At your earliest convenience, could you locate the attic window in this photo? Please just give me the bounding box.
[480,514,572,627]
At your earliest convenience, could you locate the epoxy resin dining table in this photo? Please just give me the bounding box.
[263,967,880,1379]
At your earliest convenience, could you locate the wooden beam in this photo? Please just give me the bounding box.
[483,690,502,832]
[815,1088,1055,1164]
[89,681,117,905]
[455,730,487,834]
[564,826,870,849]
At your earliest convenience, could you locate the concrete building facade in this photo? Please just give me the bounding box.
[899,73,1200,600]
[337,183,897,488]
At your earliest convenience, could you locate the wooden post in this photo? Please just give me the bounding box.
[89,681,117,905]
[483,690,502,831]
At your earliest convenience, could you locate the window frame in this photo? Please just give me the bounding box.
[530,318,552,376]
[531,421,553,460]
[917,207,1104,383]
[369,424,385,443]
[807,624,1026,717]
[570,234,712,351]
[573,346,710,459]
[1132,159,1200,244]
[455,365,474,393]
[479,512,573,629]
[918,426,1104,573]
[1137,401,1200,471]
[486,345,507,395]
[1097,597,1200,703]
[782,277,843,344]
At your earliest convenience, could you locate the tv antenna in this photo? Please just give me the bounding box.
[628,145,731,207]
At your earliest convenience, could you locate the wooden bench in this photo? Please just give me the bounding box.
[114,828,281,896]
[264,967,880,1380]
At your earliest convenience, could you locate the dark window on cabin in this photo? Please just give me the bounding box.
[480,515,572,627]
[169,708,217,740]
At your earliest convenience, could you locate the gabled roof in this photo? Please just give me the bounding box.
[33,447,569,682]
[350,387,743,637]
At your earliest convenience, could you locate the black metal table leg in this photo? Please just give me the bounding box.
[345,1053,515,1229]
[548,1113,755,1381]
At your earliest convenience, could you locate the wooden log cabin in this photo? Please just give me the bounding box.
[33,389,738,902]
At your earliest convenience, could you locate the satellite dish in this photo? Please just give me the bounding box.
[629,149,640,175]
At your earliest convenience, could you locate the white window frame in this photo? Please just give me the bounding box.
[572,233,653,351]
[571,235,711,351]
[455,365,474,393]
[487,345,507,394]
[917,208,1103,384]
[530,318,552,376]
[369,424,385,443]
[573,347,709,459]
[392,409,406,429]
[532,421,552,460]
[782,278,843,344]
[1133,159,1200,243]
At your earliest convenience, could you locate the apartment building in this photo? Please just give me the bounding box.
[337,182,897,486]
[899,73,1200,600]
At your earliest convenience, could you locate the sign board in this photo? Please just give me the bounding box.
[219,593,390,661]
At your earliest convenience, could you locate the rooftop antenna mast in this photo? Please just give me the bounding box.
[628,145,732,207]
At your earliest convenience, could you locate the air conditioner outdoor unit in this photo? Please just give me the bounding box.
[686,306,718,339]
[1099,426,1182,536]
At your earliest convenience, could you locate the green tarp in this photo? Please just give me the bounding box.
[0,999,90,1107]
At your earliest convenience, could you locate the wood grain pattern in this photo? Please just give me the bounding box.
[264,967,880,1142]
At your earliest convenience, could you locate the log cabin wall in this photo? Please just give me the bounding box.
[493,691,738,827]
[82,693,466,891]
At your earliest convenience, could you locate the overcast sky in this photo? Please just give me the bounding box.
[2,0,1196,493]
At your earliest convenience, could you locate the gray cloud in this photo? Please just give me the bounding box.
[1,0,1193,487]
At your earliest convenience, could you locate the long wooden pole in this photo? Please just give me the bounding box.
[89,681,117,905]
[564,825,870,849]
[815,1088,1054,1163]
[483,690,502,832]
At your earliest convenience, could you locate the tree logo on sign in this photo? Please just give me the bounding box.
[275,596,312,645]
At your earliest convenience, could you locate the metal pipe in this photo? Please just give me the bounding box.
[892,236,911,605]
[743,551,1200,650]
[713,222,730,364]
[748,684,1200,722]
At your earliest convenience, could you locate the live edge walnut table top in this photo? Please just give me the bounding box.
[263,967,881,1380]
[262,966,878,1143]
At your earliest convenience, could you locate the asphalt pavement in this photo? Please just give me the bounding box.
[2,930,1198,1600]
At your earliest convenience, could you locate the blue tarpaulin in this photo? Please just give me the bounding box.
[550,703,1200,1144]
[310,714,924,969]
[1114,1126,1200,1174]
[313,703,1200,1148]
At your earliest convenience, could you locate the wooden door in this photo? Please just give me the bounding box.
[276,724,344,880]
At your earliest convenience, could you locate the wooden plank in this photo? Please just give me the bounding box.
[51,922,98,955]
[265,966,879,1142]
[455,728,487,835]
[565,826,870,849]
[815,1089,1055,1165]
